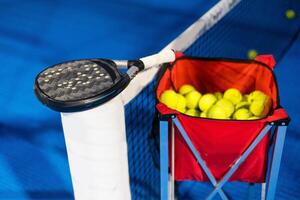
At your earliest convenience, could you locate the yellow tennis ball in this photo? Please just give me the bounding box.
[185,91,202,109]
[176,94,187,113]
[250,101,264,116]
[233,108,252,120]
[223,88,242,105]
[215,99,235,118]
[247,90,267,103]
[200,111,207,118]
[248,116,260,120]
[159,90,178,110]
[177,107,186,113]
[249,98,272,118]
[185,109,200,117]
[207,105,228,119]
[286,9,296,20]
[179,84,196,95]
[235,101,250,110]
[214,92,223,100]
[247,49,257,59]
[198,93,217,111]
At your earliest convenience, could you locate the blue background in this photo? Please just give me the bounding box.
[0,0,300,199]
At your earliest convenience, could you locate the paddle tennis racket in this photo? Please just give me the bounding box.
[34,49,175,112]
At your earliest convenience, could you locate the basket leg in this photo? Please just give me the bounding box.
[170,123,175,200]
[266,126,287,200]
[160,120,169,200]
[261,183,266,200]
[262,126,277,200]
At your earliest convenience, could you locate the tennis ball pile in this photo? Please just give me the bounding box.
[159,84,272,120]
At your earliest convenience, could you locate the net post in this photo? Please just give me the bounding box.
[170,122,175,200]
[266,125,287,200]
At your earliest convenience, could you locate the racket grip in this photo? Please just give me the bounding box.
[140,49,175,69]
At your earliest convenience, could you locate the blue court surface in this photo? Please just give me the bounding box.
[0,0,299,199]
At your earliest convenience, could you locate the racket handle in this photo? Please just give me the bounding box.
[140,49,175,69]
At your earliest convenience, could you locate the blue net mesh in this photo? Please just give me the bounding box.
[125,0,300,199]
[125,80,160,200]
[185,0,300,60]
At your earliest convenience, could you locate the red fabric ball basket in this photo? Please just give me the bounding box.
[156,53,288,182]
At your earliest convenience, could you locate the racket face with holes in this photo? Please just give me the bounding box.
[34,59,130,112]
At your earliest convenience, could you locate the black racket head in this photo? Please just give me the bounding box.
[34,59,129,112]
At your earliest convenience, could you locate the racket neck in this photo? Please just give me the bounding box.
[125,60,145,79]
